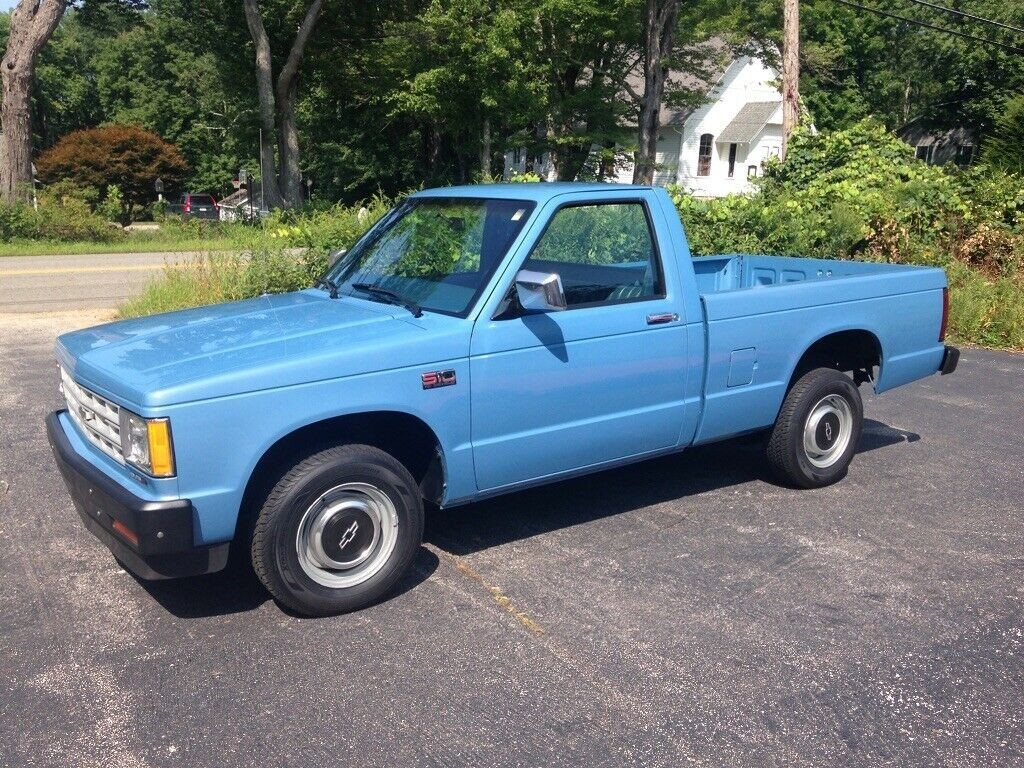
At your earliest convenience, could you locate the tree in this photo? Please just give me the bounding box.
[242,0,324,209]
[633,0,681,184]
[982,95,1024,176]
[92,1,255,195]
[1,0,70,201]
[780,0,798,157]
[35,124,189,221]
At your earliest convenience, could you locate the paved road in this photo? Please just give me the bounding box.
[0,252,201,312]
[1,313,1022,767]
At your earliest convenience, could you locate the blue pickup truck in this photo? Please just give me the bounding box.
[48,183,959,615]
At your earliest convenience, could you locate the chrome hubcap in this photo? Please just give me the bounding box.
[803,394,853,469]
[296,482,398,588]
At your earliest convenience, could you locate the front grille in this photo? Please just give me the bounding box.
[60,367,124,465]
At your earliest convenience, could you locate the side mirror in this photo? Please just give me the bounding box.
[515,269,567,313]
[328,248,347,268]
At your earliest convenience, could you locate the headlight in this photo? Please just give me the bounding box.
[119,409,176,477]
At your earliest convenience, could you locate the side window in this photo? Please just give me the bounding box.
[521,202,663,308]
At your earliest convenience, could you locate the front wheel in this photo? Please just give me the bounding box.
[766,367,864,489]
[251,444,424,616]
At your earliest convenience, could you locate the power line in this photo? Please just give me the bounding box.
[902,0,1024,38]
[834,0,1024,55]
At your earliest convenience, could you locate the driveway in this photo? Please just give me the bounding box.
[1,313,1021,767]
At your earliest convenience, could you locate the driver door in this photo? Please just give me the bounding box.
[470,199,690,491]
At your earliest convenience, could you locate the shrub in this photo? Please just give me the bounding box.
[35,125,190,222]
[982,95,1024,177]
[669,119,1024,348]
[0,197,122,243]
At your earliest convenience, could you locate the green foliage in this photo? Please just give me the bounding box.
[669,120,1024,349]
[0,198,123,244]
[120,197,390,317]
[981,95,1024,177]
[35,124,190,221]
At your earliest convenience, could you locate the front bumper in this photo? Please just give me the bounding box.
[939,345,960,375]
[46,411,229,579]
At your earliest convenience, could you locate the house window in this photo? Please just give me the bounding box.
[747,165,758,178]
[915,144,934,164]
[727,143,738,178]
[512,147,522,165]
[697,134,713,176]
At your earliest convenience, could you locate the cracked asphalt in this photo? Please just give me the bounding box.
[1,312,1022,767]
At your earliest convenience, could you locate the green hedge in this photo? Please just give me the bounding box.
[670,119,1023,349]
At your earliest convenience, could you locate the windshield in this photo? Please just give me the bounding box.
[326,197,535,317]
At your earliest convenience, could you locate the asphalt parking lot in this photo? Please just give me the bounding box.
[1,312,1022,768]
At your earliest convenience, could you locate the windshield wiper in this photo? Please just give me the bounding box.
[351,282,423,317]
[314,276,339,299]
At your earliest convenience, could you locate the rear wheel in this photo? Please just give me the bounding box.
[767,367,863,488]
[251,444,423,616]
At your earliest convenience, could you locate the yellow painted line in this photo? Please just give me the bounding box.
[1,264,168,276]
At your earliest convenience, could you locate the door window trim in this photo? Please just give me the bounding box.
[492,198,668,318]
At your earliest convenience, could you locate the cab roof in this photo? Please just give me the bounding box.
[410,182,654,203]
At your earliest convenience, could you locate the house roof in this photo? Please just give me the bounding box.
[898,118,976,147]
[717,101,780,144]
[623,37,734,128]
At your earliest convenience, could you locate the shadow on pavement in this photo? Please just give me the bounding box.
[135,542,440,619]
[427,419,917,557]
[858,418,921,452]
[133,419,913,616]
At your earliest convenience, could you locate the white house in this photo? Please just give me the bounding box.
[612,55,784,196]
[504,54,785,198]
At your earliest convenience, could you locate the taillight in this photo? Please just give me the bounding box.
[183,200,191,213]
[939,286,949,342]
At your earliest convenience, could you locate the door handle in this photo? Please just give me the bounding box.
[646,312,678,325]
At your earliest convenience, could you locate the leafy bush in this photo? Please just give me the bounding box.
[669,119,1024,348]
[982,95,1024,177]
[0,197,123,243]
[35,124,190,222]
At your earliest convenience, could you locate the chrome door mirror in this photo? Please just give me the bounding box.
[328,248,347,268]
[515,269,567,312]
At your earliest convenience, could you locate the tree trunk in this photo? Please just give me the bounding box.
[479,116,491,182]
[598,139,616,180]
[242,0,322,209]
[0,0,69,202]
[0,66,34,202]
[276,79,302,206]
[242,0,285,208]
[781,0,800,159]
[633,0,681,185]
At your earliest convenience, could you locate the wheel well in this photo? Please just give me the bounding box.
[789,330,882,390]
[238,412,445,537]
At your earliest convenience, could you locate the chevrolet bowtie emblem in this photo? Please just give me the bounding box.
[338,520,359,550]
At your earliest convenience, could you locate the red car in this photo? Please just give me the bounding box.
[178,193,219,220]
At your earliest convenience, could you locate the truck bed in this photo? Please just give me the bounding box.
[693,253,933,294]
[689,254,948,446]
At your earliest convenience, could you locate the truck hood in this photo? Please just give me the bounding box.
[56,290,465,408]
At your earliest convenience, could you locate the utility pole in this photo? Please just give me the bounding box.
[781,0,800,159]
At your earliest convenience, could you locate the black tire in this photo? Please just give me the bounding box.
[250,444,424,616]
[766,367,864,489]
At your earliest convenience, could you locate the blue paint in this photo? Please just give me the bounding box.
[53,183,950,545]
